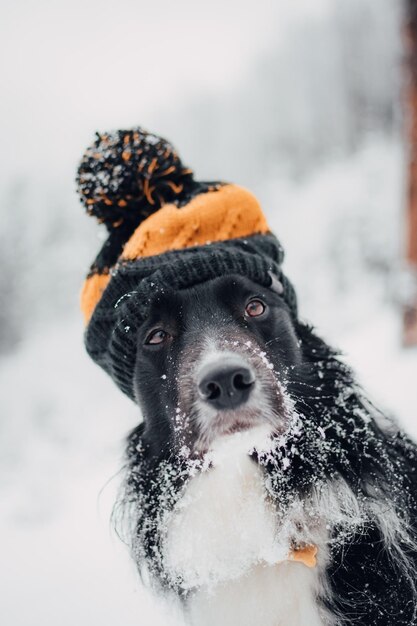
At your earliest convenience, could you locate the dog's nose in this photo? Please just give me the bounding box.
[197,357,255,410]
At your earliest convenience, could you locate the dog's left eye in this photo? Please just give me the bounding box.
[145,329,169,345]
[245,299,266,318]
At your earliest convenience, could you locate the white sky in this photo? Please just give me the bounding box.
[0,0,331,179]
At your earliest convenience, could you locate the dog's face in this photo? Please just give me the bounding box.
[133,274,302,455]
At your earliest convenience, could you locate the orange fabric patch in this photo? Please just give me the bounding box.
[81,273,111,324]
[288,544,318,568]
[121,184,270,261]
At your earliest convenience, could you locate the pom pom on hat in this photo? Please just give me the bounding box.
[76,127,195,231]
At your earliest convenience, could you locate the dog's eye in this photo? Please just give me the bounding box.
[145,329,169,345]
[245,299,266,318]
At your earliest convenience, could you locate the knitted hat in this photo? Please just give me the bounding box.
[77,127,297,400]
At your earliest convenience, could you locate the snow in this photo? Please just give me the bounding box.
[0,321,183,626]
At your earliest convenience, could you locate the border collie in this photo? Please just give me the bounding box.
[116,273,417,626]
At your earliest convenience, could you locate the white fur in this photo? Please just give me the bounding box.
[163,427,333,626]
[164,428,288,588]
[187,562,326,626]
[161,420,413,626]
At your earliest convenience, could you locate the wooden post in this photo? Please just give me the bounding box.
[403,0,417,346]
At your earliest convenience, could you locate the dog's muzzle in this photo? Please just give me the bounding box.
[197,356,256,410]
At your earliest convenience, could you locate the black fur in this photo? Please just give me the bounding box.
[118,275,417,624]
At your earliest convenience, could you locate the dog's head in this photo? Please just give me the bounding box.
[133,274,301,456]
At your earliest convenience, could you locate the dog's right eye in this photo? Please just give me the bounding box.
[145,329,170,345]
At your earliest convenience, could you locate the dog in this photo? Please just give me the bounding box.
[116,272,417,626]
[76,127,417,625]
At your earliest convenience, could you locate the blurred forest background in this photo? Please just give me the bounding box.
[1,1,416,625]
[0,0,404,350]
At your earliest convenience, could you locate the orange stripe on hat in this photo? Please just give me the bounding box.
[121,184,270,261]
[81,272,111,324]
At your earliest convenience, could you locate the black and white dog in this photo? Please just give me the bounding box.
[117,273,417,625]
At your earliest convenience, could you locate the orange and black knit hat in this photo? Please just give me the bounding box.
[77,127,297,399]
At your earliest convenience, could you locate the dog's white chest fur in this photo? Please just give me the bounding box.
[163,428,327,626]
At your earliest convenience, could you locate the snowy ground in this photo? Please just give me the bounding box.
[1,139,416,625]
